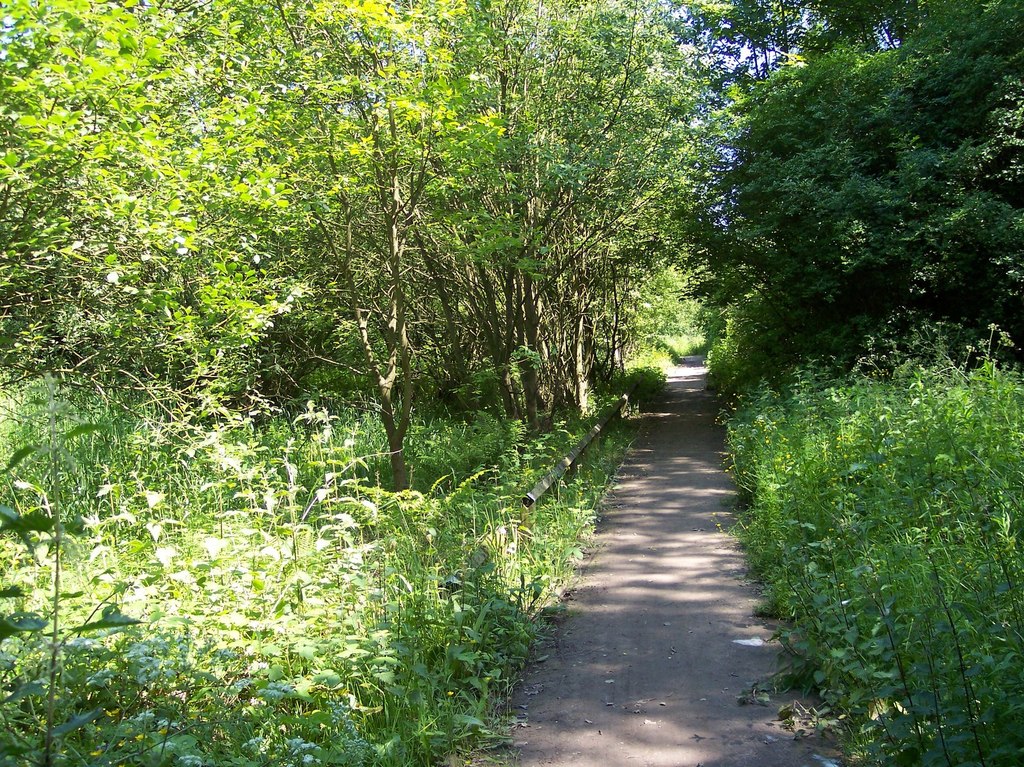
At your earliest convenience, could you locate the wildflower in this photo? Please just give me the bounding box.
[286,737,316,754]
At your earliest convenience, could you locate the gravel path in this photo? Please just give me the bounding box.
[504,361,841,767]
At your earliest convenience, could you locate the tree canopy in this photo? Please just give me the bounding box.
[1,0,698,487]
[7,0,1020,417]
[683,0,1024,392]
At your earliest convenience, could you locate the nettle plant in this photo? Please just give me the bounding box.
[729,363,1024,767]
[1,384,376,767]
[1,383,381,767]
[0,374,631,766]
[1,377,140,766]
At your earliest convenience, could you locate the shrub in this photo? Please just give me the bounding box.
[728,361,1024,766]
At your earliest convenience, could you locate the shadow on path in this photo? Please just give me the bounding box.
[503,362,841,767]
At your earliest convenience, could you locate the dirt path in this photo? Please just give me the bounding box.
[504,361,840,767]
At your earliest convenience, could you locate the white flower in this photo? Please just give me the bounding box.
[286,737,315,754]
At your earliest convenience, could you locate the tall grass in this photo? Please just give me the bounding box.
[0,386,634,767]
[728,362,1024,766]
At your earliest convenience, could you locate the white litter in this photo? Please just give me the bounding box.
[732,637,767,647]
[812,756,842,767]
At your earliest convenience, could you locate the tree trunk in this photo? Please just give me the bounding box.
[573,310,590,412]
[327,178,413,492]
[521,272,543,430]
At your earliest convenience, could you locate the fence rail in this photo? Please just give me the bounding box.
[522,386,636,508]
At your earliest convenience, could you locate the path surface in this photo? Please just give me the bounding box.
[505,361,839,767]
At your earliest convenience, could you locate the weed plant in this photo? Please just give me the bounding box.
[0,384,636,766]
[728,361,1024,766]
[654,334,708,363]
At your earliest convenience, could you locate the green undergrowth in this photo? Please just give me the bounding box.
[728,361,1024,766]
[655,333,707,363]
[631,269,708,368]
[0,382,637,767]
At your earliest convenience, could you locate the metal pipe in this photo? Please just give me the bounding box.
[522,386,635,508]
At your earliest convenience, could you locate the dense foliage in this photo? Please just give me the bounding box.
[0,0,697,488]
[728,361,1024,766]
[6,0,1023,764]
[0,380,645,766]
[1,0,692,761]
[685,0,1024,393]
[684,3,1024,764]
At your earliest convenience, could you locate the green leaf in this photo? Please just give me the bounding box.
[452,714,485,728]
[0,612,47,640]
[23,511,53,533]
[0,506,53,550]
[313,670,343,688]
[3,681,45,704]
[51,708,102,737]
[64,423,104,441]
[71,606,140,633]
[0,505,17,526]
[5,445,38,471]
[1,508,54,534]
[296,642,318,661]
[0,585,25,599]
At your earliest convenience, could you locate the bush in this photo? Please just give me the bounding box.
[603,364,667,408]
[728,361,1024,766]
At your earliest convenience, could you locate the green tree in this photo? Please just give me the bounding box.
[686,0,1024,393]
[423,0,696,422]
[0,0,297,407]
